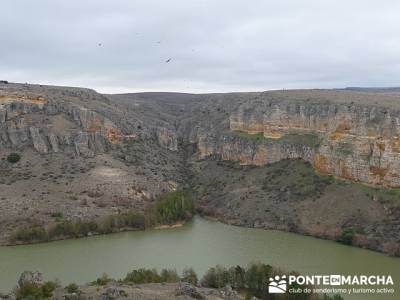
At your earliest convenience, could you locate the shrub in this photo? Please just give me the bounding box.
[65,283,80,294]
[244,263,272,292]
[201,265,230,288]
[200,263,281,298]
[150,191,194,225]
[119,265,320,300]
[14,225,48,242]
[41,281,57,298]
[93,273,112,286]
[99,212,145,234]
[48,220,98,238]
[51,212,63,219]
[160,269,180,283]
[15,281,56,300]
[124,268,161,284]
[182,267,198,285]
[338,228,355,245]
[13,211,146,243]
[7,153,21,163]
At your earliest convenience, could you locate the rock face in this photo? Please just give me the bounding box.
[0,85,133,157]
[18,271,44,287]
[194,91,400,187]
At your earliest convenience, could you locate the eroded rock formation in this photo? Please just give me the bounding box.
[195,92,400,187]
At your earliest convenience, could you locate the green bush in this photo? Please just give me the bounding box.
[124,268,161,284]
[99,211,145,234]
[15,281,56,300]
[95,265,337,300]
[338,228,355,245]
[48,220,98,238]
[160,269,180,283]
[182,267,198,285]
[51,212,63,219]
[41,281,57,298]
[11,192,192,244]
[7,153,21,163]
[14,225,48,242]
[150,191,194,225]
[92,273,112,286]
[13,212,146,243]
[200,263,314,299]
[65,283,80,294]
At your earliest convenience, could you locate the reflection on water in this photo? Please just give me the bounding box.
[0,217,398,299]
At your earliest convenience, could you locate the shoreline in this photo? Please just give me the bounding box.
[154,222,185,229]
[198,214,400,258]
[0,221,187,247]
[1,215,399,258]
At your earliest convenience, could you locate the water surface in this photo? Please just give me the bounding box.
[0,217,398,299]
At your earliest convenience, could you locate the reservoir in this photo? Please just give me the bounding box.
[0,217,398,299]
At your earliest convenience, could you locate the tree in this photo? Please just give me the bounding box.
[182,267,198,285]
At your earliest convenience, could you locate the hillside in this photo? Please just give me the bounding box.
[0,82,399,255]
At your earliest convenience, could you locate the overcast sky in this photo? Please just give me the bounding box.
[1,1,400,93]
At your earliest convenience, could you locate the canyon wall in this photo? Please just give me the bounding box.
[214,99,400,187]
[0,92,131,157]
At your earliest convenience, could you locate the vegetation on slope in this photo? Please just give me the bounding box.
[12,264,343,300]
[6,152,21,163]
[15,281,57,300]
[11,191,193,243]
[148,191,194,225]
[232,130,322,149]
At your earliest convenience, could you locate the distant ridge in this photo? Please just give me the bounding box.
[344,86,400,92]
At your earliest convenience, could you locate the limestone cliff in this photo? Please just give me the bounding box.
[193,90,400,187]
[0,85,139,157]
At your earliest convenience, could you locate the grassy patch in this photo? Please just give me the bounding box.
[357,184,400,207]
[279,133,322,149]
[262,159,333,201]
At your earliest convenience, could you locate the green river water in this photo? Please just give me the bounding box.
[0,216,398,299]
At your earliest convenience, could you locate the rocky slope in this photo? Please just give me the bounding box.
[0,82,399,255]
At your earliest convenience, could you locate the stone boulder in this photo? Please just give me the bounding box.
[18,271,44,287]
[175,282,204,299]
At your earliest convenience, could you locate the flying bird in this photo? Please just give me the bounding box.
[98,43,102,46]
[165,58,171,63]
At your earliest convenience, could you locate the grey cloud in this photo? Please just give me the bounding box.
[1,0,400,93]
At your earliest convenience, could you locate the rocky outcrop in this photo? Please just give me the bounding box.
[154,127,178,151]
[0,91,133,157]
[197,133,315,166]
[193,97,400,187]
[18,271,44,286]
